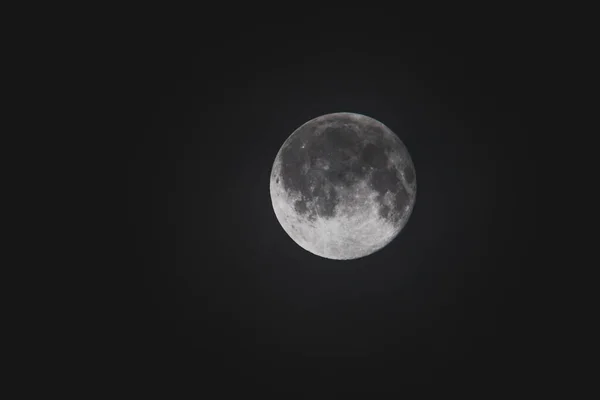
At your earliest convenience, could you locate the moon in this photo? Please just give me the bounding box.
[270,112,416,260]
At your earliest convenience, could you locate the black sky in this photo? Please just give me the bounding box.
[114,15,540,394]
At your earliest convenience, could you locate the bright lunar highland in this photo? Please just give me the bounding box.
[270,112,416,260]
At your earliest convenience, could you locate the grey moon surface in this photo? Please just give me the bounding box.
[270,112,416,260]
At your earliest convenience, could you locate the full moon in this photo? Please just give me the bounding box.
[270,112,416,260]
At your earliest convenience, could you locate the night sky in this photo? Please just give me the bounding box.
[113,15,539,394]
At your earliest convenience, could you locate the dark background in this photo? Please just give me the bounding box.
[111,14,540,394]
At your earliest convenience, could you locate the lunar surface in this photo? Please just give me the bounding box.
[270,112,416,260]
